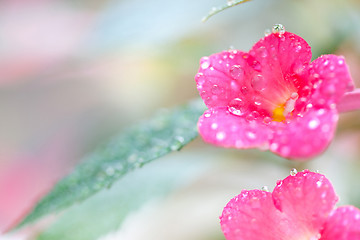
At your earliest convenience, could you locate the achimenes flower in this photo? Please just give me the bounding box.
[220,169,360,240]
[195,25,355,160]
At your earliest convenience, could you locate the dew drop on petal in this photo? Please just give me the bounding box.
[263,116,272,124]
[246,131,256,139]
[316,180,323,188]
[230,65,244,80]
[290,168,298,176]
[211,123,218,130]
[211,84,221,94]
[241,86,249,95]
[308,118,320,129]
[251,74,266,91]
[228,98,245,116]
[254,101,262,106]
[261,186,269,192]
[270,142,279,151]
[257,46,268,58]
[251,60,261,71]
[216,131,226,141]
[264,29,271,36]
[272,24,285,36]
[251,111,260,119]
[201,58,210,69]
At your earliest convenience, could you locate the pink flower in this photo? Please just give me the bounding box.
[220,170,360,240]
[195,27,354,159]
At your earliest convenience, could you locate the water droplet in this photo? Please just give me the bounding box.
[290,168,298,176]
[290,92,299,99]
[263,116,272,124]
[211,123,218,130]
[261,186,269,192]
[127,154,137,163]
[227,0,235,6]
[209,7,217,14]
[338,58,344,65]
[251,111,260,119]
[106,167,115,176]
[272,24,285,36]
[251,60,261,71]
[201,58,210,69]
[257,46,268,58]
[211,84,221,94]
[175,136,185,143]
[216,131,226,141]
[251,74,266,91]
[270,142,279,151]
[308,119,320,129]
[241,86,249,95]
[246,131,256,139]
[230,65,244,80]
[228,98,245,116]
[204,112,211,117]
[264,29,271,36]
[316,180,322,188]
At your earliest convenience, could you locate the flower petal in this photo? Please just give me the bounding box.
[197,107,272,149]
[307,55,354,108]
[220,190,294,240]
[250,32,312,77]
[196,50,251,108]
[272,170,338,237]
[247,32,312,108]
[269,108,338,159]
[320,206,360,240]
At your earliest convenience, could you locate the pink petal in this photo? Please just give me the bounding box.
[250,32,312,77]
[220,190,295,240]
[269,108,338,159]
[320,206,360,240]
[307,55,354,108]
[196,50,250,108]
[247,32,312,108]
[197,107,272,149]
[272,170,338,236]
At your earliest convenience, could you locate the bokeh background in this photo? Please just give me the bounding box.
[1,0,360,239]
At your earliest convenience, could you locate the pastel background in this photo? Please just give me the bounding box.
[0,0,359,239]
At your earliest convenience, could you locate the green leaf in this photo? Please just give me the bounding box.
[202,0,253,22]
[36,153,211,240]
[17,98,206,229]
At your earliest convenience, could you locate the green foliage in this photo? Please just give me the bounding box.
[36,153,209,240]
[17,99,206,229]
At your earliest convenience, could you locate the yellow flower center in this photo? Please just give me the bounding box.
[272,92,299,122]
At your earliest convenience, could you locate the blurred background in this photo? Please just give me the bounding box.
[0,0,360,239]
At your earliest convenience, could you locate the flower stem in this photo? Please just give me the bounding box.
[202,0,253,22]
[338,88,360,113]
